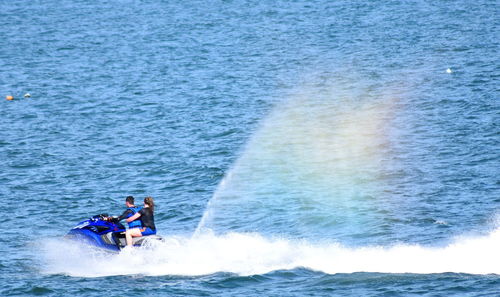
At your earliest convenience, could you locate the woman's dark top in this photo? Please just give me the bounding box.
[139,207,156,230]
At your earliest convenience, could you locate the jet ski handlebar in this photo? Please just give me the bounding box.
[91,214,109,221]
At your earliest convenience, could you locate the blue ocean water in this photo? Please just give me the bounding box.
[1,0,499,296]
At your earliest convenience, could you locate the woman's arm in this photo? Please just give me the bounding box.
[126,212,141,222]
[115,209,133,221]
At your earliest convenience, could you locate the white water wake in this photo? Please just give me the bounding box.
[41,227,500,277]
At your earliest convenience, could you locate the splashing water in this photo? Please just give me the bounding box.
[41,227,500,277]
[40,77,498,278]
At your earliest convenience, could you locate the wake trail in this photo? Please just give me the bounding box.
[40,227,500,277]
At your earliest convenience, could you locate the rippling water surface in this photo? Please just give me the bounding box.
[1,0,499,296]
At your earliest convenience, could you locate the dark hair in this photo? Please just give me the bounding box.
[144,196,154,212]
[126,196,135,204]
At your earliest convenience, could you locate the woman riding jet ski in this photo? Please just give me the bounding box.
[66,196,162,251]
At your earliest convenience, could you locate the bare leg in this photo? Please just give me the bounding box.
[125,228,143,246]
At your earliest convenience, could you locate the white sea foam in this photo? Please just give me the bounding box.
[40,227,500,277]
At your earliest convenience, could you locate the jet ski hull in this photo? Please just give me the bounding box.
[66,214,162,252]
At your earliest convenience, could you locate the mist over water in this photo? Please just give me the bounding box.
[197,76,403,243]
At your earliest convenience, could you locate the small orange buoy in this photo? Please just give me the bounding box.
[6,95,14,101]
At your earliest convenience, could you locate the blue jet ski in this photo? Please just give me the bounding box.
[66,214,163,252]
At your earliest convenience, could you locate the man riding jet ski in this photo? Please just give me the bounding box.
[109,195,143,229]
[66,196,161,251]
